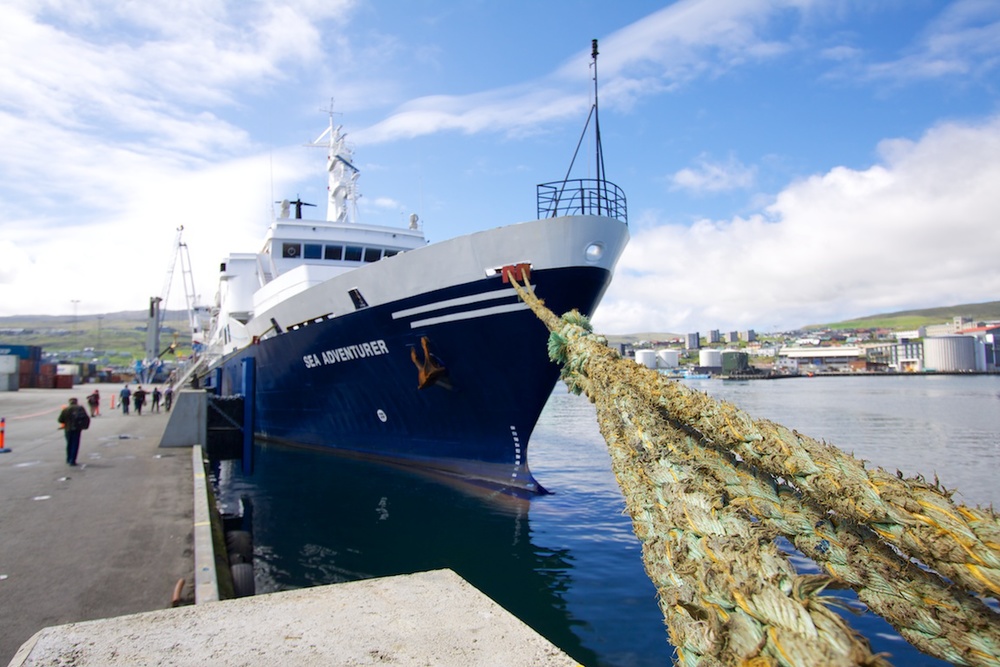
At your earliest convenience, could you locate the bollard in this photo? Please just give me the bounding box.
[0,417,9,453]
[111,395,116,410]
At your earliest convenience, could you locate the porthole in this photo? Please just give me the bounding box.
[584,242,604,263]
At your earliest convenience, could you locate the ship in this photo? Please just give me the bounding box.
[197,42,628,494]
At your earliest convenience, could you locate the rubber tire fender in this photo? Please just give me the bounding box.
[225,530,253,563]
[231,563,255,598]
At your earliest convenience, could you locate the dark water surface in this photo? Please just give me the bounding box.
[212,374,1000,666]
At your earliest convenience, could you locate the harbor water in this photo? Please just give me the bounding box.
[211,374,1000,666]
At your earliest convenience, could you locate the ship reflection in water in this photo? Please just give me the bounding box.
[210,439,629,667]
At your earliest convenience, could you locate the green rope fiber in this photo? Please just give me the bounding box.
[509,277,1000,667]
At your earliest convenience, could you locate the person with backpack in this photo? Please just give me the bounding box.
[57,397,91,466]
[86,389,100,417]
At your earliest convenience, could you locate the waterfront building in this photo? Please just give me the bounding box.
[775,346,867,373]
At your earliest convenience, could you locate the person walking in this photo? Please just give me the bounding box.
[151,386,162,413]
[133,386,148,415]
[164,385,174,412]
[86,389,101,417]
[119,384,131,415]
[57,397,90,466]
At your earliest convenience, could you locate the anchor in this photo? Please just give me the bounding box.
[410,336,448,389]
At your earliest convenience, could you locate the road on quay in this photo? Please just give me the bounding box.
[0,387,193,665]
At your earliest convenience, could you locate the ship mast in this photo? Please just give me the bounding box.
[591,39,607,216]
[557,39,608,212]
[307,104,360,224]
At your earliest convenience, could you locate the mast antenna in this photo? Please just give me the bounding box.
[591,39,607,214]
[560,39,607,213]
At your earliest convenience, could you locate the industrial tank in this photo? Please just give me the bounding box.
[721,350,750,375]
[657,349,679,368]
[923,335,977,372]
[634,350,658,369]
[699,349,722,368]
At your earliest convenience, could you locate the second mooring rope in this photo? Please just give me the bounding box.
[510,277,1000,667]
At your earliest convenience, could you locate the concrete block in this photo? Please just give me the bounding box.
[10,569,578,667]
[159,390,207,447]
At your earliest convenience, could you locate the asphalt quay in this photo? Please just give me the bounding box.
[1,387,579,666]
[0,386,192,666]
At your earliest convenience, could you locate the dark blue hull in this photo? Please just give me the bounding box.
[206,266,610,493]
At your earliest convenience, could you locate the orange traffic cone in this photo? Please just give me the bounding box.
[0,417,10,453]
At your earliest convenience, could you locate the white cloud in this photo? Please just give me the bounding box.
[594,114,1000,334]
[856,0,1000,83]
[670,155,757,193]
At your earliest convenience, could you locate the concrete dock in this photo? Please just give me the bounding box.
[0,387,191,665]
[0,387,578,666]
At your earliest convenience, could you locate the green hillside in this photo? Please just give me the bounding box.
[806,300,1000,331]
[0,310,194,367]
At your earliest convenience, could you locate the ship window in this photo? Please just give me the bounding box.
[363,247,381,262]
[303,243,322,259]
[324,245,343,260]
[384,249,399,258]
[282,243,301,258]
[345,245,363,261]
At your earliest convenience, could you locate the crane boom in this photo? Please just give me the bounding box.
[138,226,207,383]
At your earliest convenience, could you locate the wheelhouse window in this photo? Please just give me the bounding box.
[363,247,381,262]
[384,249,399,258]
[324,245,343,260]
[344,245,363,262]
[303,243,322,259]
[281,242,301,258]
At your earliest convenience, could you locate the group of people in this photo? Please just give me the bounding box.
[58,382,176,466]
[118,384,173,415]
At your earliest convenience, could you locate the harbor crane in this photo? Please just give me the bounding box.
[137,226,209,384]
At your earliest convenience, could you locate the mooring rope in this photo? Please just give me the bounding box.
[510,277,1000,667]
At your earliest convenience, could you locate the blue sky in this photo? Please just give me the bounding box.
[1,0,999,335]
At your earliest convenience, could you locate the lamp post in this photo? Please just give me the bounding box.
[71,299,80,356]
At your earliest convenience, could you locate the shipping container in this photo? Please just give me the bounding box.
[0,345,41,360]
[0,355,17,374]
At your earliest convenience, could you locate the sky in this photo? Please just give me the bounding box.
[1,0,999,335]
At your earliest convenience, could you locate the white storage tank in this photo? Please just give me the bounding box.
[634,350,657,369]
[657,349,679,368]
[699,349,722,368]
[923,335,977,372]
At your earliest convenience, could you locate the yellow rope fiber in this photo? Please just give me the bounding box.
[510,277,1000,667]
